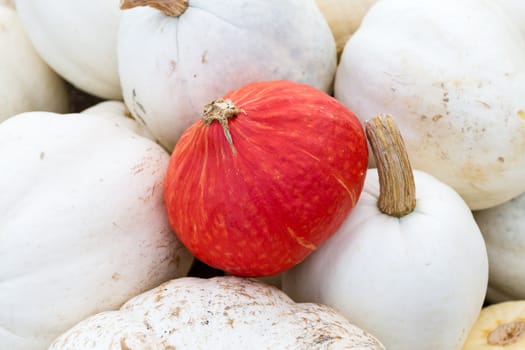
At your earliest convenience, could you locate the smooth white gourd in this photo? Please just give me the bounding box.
[118,0,337,151]
[0,111,193,350]
[283,116,489,350]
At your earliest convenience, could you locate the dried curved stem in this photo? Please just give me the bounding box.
[120,0,188,17]
[365,114,416,217]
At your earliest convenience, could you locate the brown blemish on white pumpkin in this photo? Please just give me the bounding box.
[477,100,491,109]
[39,152,45,160]
[432,114,443,122]
[442,91,449,102]
[458,162,489,187]
[161,343,176,350]
[131,163,145,174]
[119,338,132,350]
[143,319,153,331]
[201,50,208,64]
[130,88,148,126]
[112,273,121,281]
[168,60,177,75]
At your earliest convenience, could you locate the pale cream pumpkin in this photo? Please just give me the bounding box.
[0,110,193,350]
[49,276,385,349]
[462,301,525,349]
[335,0,525,210]
[0,4,68,123]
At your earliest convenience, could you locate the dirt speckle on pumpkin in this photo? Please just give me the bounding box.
[169,60,177,75]
[477,100,491,109]
[119,338,132,350]
[131,88,147,126]
[131,163,145,175]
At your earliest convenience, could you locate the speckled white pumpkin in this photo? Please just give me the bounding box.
[14,0,122,99]
[49,276,385,350]
[0,4,68,123]
[334,0,525,210]
[118,0,337,151]
[474,193,525,303]
[0,111,193,350]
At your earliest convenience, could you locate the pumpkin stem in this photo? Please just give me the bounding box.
[120,0,188,17]
[202,98,240,152]
[365,114,416,217]
[487,320,525,346]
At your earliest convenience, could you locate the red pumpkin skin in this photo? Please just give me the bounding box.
[164,80,368,277]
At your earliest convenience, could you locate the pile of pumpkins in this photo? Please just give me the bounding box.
[2,0,525,349]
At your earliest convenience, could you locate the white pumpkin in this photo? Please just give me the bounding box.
[315,0,377,57]
[334,0,525,210]
[49,276,385,349]
[0,4,68,123]
[0,111,194,350]
[473,192,525,303]
[118,0,337,151]
[283,115,489,350]
[14,0,122,99]
[496,0,525,38]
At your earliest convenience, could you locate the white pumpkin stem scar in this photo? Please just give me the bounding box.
[487,320,525,346]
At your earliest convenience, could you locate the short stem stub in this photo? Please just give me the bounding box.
[202,98,240,148]
[487,321,525,346]
[120,0,189,17]
[365,114,416,217]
